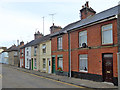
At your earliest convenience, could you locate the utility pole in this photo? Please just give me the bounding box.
[49,13,56,25]
[42,17,44,35]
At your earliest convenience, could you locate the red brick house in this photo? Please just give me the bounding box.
[20,41,25,68]
[51,2,119,85]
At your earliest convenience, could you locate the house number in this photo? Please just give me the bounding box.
[107,71,110,73]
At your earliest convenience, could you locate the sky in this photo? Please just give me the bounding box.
[0,0,120,48]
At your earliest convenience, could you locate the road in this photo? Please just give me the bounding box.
[2,64,86,88]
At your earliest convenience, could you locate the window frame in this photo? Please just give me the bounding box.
[57,57,63,70]
[79,54,88,72]
[34,58,37,67]
[57,36,63,50]
[43,58,46,70]
[42,44,46,54]
[79,30,87,47]
[101,24,113,45]
[34,46,37,56]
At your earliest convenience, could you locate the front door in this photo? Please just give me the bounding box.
[31,58,33,70]
[52,57,55,73]
[29,59,31,70]
[48,58,51,74]
[102,54,113,82]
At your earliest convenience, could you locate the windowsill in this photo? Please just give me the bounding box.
[102,43,113,46]
[79,70,88,73]
[57,49,63,51]
[43,68,46,71]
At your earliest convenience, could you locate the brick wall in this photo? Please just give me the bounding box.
[70,19,118,77]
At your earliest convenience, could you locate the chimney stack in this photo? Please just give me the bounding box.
[34,31,43,40]
[80,1,96,20]
[50,23,62,34]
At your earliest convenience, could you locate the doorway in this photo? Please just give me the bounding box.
[52,57,55,73]
[47,58,51,74]
[102,53,113,82]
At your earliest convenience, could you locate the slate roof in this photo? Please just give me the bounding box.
[20,34,51,49]
[51,5,119,37]
[7,45,19,52]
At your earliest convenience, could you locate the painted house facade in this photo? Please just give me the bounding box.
[20,48,25,68]
[0,51,9,64]
[25,46,32,69]
[50,24,69,75]
[7,45,19,66]
[51,2,119,85]
[39,35,51,73]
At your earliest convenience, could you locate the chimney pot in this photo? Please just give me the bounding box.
[82,5,84,8]
[86,1,89,7]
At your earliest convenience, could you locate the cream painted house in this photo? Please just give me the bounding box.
[39,39,51,73]
[30,34,51,73]
[31,44,40,71]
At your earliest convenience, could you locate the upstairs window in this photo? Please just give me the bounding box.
[58,37,62,50]
[34,46,37,56]
[79,31,87,47]
[42,44,46,54]
[14,52,17,56]
[102,24,113,45]
[27,51,29,56]
[21,49,23,57]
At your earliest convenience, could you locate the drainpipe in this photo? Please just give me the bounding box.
[117,53,120,90]
[117,1,120,90]
[68,32,71,77]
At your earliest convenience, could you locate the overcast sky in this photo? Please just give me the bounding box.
[0,0,120,48]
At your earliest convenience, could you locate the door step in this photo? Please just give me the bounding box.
[102,82,114,85]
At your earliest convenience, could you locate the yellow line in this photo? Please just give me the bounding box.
[0,74,2,78]
[20,70,85,88]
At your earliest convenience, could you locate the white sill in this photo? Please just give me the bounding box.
[43,68,46,71]
[79,70,88,73]
[102,43,113,45]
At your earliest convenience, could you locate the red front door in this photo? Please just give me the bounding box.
[102,54,113,82]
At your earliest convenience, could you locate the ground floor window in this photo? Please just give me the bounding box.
[34,58,37,67]
[22,59,23,66]
[79,54,88,72]
[27,58,29,67]
[43,58,46,70]
[57,57,63,70]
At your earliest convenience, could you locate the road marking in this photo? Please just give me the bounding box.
[20,70,85,88]
[0,74,2,78]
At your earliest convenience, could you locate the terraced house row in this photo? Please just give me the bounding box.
[6,2,120,86]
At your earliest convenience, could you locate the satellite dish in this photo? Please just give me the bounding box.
[82,43,87,48]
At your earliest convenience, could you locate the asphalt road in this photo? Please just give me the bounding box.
[2,64,86,88]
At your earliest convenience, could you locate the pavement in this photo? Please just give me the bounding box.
[4,64,118,89]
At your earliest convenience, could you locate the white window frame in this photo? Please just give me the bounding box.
[42,44,46,54]
[79,54,88,72]
[34,58,37,67]
[43,58,46,70]
[58,37,62,50]
[102,24,113,45]
[27,58,29,67]
[22,59,23,66]
[34,47,37,56]
[79,31,87,47]
[58,57,63,70]
[14,52,17,56]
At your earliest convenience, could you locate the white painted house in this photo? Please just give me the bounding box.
[25,46,31,69]
[24,40,35,69]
